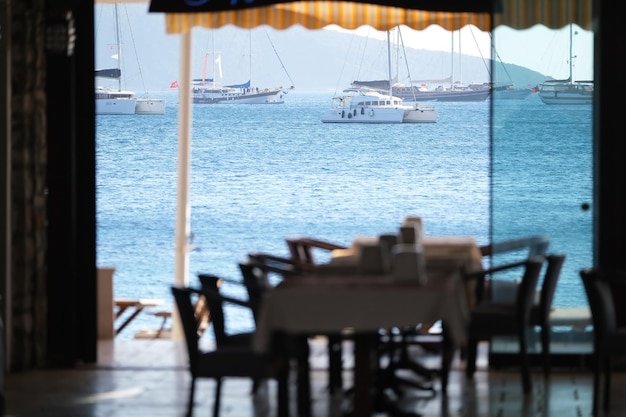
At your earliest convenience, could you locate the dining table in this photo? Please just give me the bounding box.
[252,235,483,417]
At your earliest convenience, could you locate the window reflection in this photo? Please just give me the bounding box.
[491,25,594,357]
[95,7,594,347]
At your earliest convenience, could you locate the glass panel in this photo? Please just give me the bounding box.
[491,24,594,358]
[96,14,494,337]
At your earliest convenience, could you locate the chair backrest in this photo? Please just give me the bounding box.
[196,274,225,334]
[481,235,550,268]
[515,257,545,324]
[239,261,273,323]
[537,254,566,319]
[285,236,347,265]
[171,286,202,369]
[197,278,231,347]
[580,269,618,342]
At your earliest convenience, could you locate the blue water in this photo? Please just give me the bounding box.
[96,90,592,338]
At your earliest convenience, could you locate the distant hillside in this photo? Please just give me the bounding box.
[95,4,546,93]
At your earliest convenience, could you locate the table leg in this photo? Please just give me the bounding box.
[328,333,343,394]
[115,306,129,319]
[440,326,454,394]
[296,335,311,417]
[116,307,144,335]
[353,333,377,417]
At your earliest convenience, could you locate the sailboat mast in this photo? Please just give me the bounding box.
[114,3,122,92]
[450,31,454,88]
[249,30,252,88]
[568,23,573,82]
[212,32,216,87]
[201,54,208,85]
[458,30,462,86]
[387,30,392,97]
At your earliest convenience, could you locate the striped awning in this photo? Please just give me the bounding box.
[150,0,593,33]
[497,0,593,29]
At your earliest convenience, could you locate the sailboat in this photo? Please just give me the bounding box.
[538,24,593,105]
[95,4,136,115]
[192,30,294,104]
[321,30,438,124]
[381,30,491,102]
[135,95,166,115]
[491,36,535,100]
[95,4,165,115]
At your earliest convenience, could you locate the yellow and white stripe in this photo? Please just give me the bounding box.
[160,0,592,33]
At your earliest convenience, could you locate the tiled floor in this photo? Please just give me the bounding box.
[4,336,625,417]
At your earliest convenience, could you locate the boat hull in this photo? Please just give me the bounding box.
[321,107,406,123]
[322,89,438,124]
[538,94,593,105]
[135,98,166,114]
[393,88,491,102]
[538,89,593,105]
[193,89,285,104]
[402,108,438,123]
[96,98,137,115]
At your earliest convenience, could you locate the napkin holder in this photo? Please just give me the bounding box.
[400,216,425,244]
[391,243,427,284]
[358,242,390,274]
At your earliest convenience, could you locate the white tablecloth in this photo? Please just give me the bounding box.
[252,235,481,417]
[253,268,470,353]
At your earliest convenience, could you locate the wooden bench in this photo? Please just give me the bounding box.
[114,298,164,336]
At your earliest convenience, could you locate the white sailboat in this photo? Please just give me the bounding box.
[491,34,535,100]
[388,29,491,102]
[122,4,165,114]
[192,29,294,104]
[95,4,136,115]
[95,4,165,115]
[322,29,437,124]
[538,24,593,105]
[135,95,166,115]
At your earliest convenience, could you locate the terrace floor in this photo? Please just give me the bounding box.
[4,336,624,417]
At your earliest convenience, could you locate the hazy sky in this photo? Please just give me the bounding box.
[328,23,594,81]
[96,4,595,91]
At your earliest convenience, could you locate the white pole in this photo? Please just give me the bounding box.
[172,29,193,340]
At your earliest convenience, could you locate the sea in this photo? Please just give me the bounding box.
[96,90,593,339]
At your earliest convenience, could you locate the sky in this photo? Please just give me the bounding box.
[95,4,595,91]
[327,23,594,81]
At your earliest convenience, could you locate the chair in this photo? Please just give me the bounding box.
[238,261,275,324]
[464,256,545,394]
[475,235,550,304]
[468,253,566,377]
[171,286,289,417]
[197,274,254,347]
[579,268,626,416]
[530,253,566,376]
[146,274,240,340]
[239,258,335,417]
[198,273,268,395]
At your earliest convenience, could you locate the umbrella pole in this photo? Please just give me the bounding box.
[173,30,193,341]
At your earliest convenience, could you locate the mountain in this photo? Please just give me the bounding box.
[95,4,546,93]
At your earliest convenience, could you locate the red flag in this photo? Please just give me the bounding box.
[170,80,179,89]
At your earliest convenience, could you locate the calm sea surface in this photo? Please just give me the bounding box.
[96,90,593,338]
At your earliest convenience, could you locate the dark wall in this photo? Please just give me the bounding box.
[594,0,626,324]
[44,0,97,366]
[9,0,49,370]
